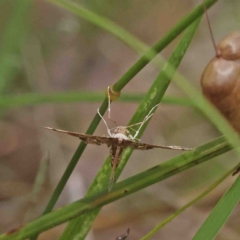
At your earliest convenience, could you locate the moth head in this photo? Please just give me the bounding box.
[113,126,130,135]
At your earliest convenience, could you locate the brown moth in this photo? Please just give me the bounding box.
[42,103,193,191]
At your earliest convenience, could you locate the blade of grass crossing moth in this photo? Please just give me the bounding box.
[0,136,232,240]
[192,175,240,240]
[140,162,240,240]
[59,18,202,240]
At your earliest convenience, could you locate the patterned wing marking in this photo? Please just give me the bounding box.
[41,126,113,146]
[121,139,194,151]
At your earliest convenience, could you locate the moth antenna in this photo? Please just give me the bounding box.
[203,0,220,57]
[97,108,112,137]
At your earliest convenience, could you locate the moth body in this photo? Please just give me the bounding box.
[111,126,133,141]
[112,132,129,141]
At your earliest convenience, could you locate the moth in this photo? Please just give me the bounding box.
[42,101,193,191]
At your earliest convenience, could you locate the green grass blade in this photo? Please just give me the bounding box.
[59,18,201,240]
[0,136,232,240]
[0,92,194,109]
[0,0,31,92]
[140,162,240,240]
[193,174,240,240]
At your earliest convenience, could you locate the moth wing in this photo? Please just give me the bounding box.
[122,139,193,151]
[41,126,113,146]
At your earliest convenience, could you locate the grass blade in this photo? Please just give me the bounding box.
[192,175,240,240]
[140,162,240,240]
[0,0,31,92]
[0,136,232,240]
[0,92,194,110]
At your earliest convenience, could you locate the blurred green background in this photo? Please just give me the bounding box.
[0,0,240,239]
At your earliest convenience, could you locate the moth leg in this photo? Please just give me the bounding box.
[126,116,152,139]
[127,131,140,141]
[97,108,112,137]
[132,115,152,139]
[132,104,159,139]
